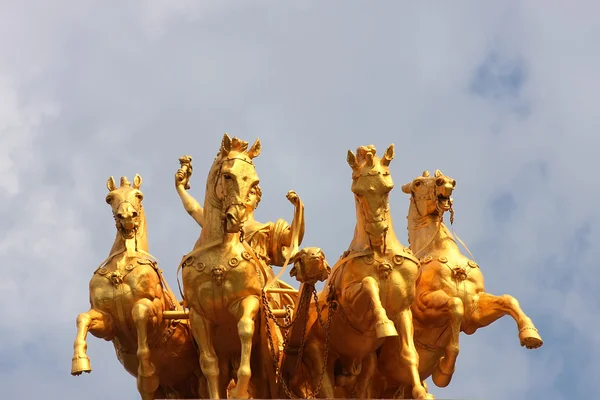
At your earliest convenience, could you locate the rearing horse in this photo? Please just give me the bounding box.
[377,169,543,397]
[301,145,431,399]
[71,175,204,400]
[180,134,281,399]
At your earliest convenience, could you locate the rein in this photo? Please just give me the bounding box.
[409,195,477,262]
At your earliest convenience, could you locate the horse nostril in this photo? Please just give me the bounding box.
[132,211,138,218]
[117,213,124,220]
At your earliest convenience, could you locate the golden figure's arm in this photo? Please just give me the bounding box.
[282,190,305,247]
[176,183,204,227]
[175,156,204,227]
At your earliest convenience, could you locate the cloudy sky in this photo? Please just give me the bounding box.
[0,1,596,399]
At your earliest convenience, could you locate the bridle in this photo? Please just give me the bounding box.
[353,170,391,249]
[113,199,141,240]
[408,184,474,261]
[213,156,256,218]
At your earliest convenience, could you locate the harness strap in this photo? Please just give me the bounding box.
[136,254,181,311]
[176,239,222,308]
[449,225,477,263]
[327,249,373,291]
[241,240,270,287]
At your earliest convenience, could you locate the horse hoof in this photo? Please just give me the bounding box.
[232,388,249,399]
[375,320,398,338]
[138,374,160,394]
[412,386,435,399]
[432,357,455,388]
[71,356,92,375]
[519,327,543,349]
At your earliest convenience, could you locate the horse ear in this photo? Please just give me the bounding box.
[435,169,442,177]
[220,133,232,157]
[133,174,142,189]
[381,144,394,166]
[422,170,430,177]
[248,138,261,159]
[401,183,412,194]
[347,150,358,170]
[107,176,117,192]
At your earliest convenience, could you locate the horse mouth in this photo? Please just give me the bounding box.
[437,195,452,211]
[118,221,136,238]
[225,212,246,233]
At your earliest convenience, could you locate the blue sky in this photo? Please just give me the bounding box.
[0,1,596,399]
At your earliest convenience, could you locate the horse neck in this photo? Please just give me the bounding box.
[349,196,401,254]
[407,201,457,256]
[108,206,149,256]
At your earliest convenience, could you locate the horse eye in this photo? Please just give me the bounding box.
[105,196,113,204]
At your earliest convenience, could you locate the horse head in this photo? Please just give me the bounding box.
[212,133,261,234]
[347,144,395,245]
[402,169,456,219]
[105,174,144,239]
[290,247,330,285]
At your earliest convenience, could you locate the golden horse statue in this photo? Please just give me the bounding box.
[300,145,432,399]
[174,155,304,345]
[179,134,304,399]
[376,169,543,398]
[70,175,205,399]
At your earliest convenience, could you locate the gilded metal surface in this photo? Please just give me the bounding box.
[375,169,543,398]
[71,174,206,400]
[299,145,432,399]
[70,138,544,400]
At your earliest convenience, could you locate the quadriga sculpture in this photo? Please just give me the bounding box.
[299,145,432,399]
[376,169,543,398]
[70,175,205,400]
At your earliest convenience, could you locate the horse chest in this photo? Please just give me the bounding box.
[420,255,480,287]
[352,251,418,282]
[90,260,159,310]
[89,279,135,314]
[183,249,262,290]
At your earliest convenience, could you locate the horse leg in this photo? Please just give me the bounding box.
[304,336,336,398]
[344,276,397,338]
[464,292,543,349]
[230,295,260,399]
[217,356,232,398]
[71,309,113,375]
[414,290,464,388]
[189,309,220,398]
[132,299,160,400]
[353,352,377,399]
[391,309,434,399]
